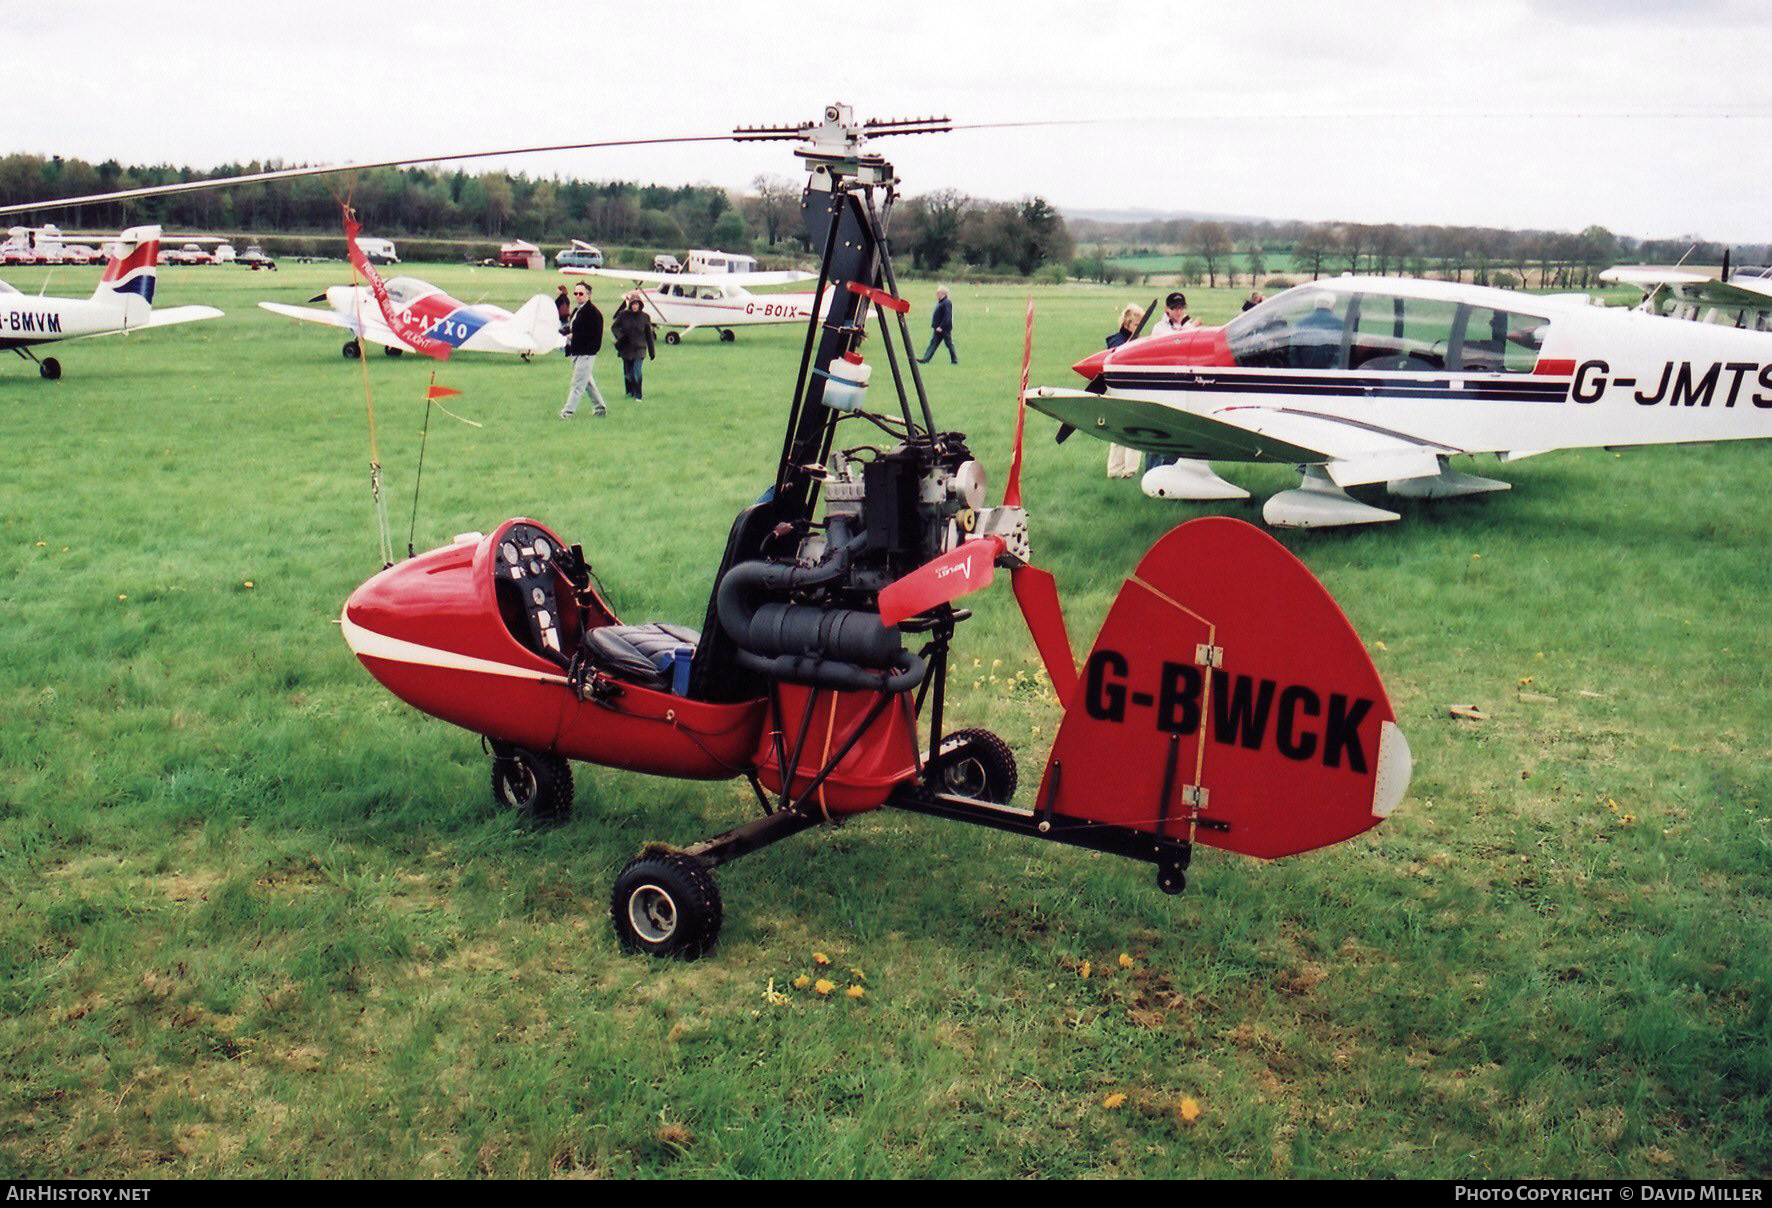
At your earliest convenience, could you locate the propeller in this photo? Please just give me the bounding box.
[878,297,1078,699]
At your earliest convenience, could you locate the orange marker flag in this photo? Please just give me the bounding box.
[427,383,462,400]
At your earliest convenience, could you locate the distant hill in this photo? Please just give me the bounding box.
[1060,205,1271,227]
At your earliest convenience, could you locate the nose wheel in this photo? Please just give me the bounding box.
[38,356,61,380]
[489,744,574,823]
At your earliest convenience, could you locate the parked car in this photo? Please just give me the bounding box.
[237,245,277,271]
[555,245,604,269]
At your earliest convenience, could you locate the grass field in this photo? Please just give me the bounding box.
[1,264,1768,1178]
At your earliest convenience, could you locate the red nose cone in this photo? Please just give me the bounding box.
[1072,348,1111,379]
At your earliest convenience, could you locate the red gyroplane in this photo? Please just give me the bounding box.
[337,107,1412,956]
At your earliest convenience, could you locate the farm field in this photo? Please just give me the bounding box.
[1,263,1768,1178]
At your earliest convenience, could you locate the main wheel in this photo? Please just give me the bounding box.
[934,728,1018,804]
[382,345,404,358]
[342,339,362,360]
[718,329,735,343]
[39,357,61,380]
[610,852,723,958]
[490,746,574,822]
[663,330,681,345]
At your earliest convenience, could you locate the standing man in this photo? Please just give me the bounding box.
[918,285,957,365]
[560,282,608,419]
[1154,291,1198,335]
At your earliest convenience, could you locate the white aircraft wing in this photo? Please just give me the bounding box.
[141,305,224,329]
[65,305,224,338]
[1028,387,1454,486]
[1599,266,1714,289]
[257,301,407,349]
[565,266,815,288]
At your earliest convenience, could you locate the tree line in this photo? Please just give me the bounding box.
[1,152,1760,283]
[1068,215,1772,290]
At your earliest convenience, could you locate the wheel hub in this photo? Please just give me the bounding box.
[627,886,679,943]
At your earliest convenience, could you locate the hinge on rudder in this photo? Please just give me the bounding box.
[1185,782,1230,834]
[1194,643,1223,668]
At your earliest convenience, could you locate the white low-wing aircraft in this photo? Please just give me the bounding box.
[1031,275,1772,527]
[258,278,565,359]
[1,226,223,379]
[564,265,825,343]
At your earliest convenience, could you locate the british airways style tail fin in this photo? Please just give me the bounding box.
[92,226,162,318]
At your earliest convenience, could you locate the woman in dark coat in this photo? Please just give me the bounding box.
[611,293,657,400]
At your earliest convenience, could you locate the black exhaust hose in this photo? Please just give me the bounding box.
[717,540,924,691]
[733,646,925,694]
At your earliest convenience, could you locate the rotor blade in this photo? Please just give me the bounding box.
[1133,297,1160,339]
[877,536,1004,628]
[0,132,737,217]
[1009,565,1076,702]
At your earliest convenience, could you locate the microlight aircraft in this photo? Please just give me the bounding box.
[567,264,824,343]
[1030,275,1772,527]
[1,225,223,379]
[260,248,564,362]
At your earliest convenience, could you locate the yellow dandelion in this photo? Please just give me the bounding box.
[1373,640,1387,651]
[845,985,865,999]
[1606,798,1620,812]
[117,594,127,601]
[1179,1097,1202,1124]
[34,541,45,548]
[848,967,865,980]
[991,659,1002,668]
[812,951,831,966]
[1118,953,1133,969]
[814,978,835,996]
[1519,676,1533,685]
[243,581,255,589]
[1620,814,1636,826]
[1102,1092,1127,1109]
[792,975,810,990]
[1471,552,1481,560]
[1079,960,1091,980]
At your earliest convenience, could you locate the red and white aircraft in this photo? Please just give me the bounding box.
[566,265,825,344]
[259,279,565,360]
[1031,276,1772,527]
[1,226,223,379]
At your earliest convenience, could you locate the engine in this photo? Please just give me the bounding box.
[715,432,993,692]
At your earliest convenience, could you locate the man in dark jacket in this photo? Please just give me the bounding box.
[560,282,608,419]
[918,285,956,365]
[611,293,657,400]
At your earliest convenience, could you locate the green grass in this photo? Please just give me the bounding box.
[0,265,1768,1178]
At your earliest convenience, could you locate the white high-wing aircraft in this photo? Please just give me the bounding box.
[1,226,223,379]
[564,265,825,343]
[1030,275,1772,528]
[1598,263,1772,329]
[258,278,565,359]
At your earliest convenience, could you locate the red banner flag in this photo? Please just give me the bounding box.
[342,206,453,360]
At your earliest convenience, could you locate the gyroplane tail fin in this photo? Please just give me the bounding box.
[1038,517,1409,860]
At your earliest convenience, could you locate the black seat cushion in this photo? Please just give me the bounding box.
[585,622,700,689]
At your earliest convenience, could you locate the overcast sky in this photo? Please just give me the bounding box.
[14,0,1772,242]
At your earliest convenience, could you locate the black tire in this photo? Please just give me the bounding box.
[663,331,681,345]
[383,345,404,358]
[718,329,735,343]
[934,728,1018,804]
[342,339,362,360]
[610,852,722,958]
[39,357,61,381]
[490,746,573,822]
